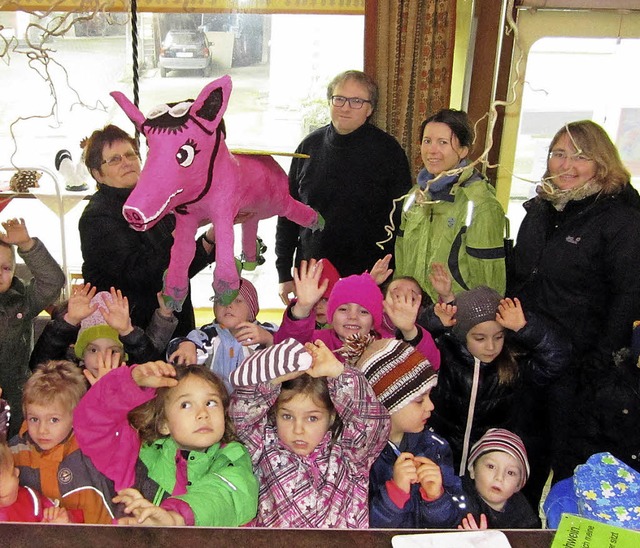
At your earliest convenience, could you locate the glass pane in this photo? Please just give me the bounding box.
[0,11,364,310]
[508,37,640,236]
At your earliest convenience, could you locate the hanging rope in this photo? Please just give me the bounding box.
[130,0,140,145]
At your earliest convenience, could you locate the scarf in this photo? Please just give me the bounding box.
[537,178,602,211]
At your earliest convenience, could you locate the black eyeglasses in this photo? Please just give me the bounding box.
[330,95,372,109]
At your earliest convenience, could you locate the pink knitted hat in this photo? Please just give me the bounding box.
[237,278,259,322]
[327,273,383,331]
[74,291,122,358]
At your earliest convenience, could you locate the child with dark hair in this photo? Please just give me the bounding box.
[229,338,389,528]
[459,428,540,529]
[0,217,65,438]
[73,361,258,526]
[429,285,570,510]
[357,339,467,528]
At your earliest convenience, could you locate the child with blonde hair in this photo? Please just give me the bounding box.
[8,360,118,523]
[0,217,65,437]
[229,338,390,527]
[74,361,258,526]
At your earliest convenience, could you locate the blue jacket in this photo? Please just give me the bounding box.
[369,428,467,528]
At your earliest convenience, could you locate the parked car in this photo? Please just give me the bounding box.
[158,30,212,77]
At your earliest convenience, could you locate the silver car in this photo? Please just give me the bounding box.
[159,30,212,78]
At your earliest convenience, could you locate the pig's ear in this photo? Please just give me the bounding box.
[190,75,232,133]
[111,91,146,130]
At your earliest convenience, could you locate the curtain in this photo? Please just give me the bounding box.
[370,0,457,173]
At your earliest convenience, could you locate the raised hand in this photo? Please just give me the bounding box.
[131,361,179,389]
[83,347,125,386]
[102,287,134,336]
[168,341,197,366]
[0,217,34,250]
[369,254,393,286]
[291,259,328,318]
[278,280,296,307]
[384,286,419,340]
[156,291,175,320]
[496,297,527,332]
[414,456,444,500]
[65,282,98,326]
[434,302,457,328]
[429,263,454,303]
[392,452,418,494]
[304,339,344,378]
[234,322,274,347]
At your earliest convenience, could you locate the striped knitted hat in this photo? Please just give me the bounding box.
[467,428,530,489]
[238,278,259,322]
[75,291,123,359]
[230,338,313,388]
[356,338,437,414]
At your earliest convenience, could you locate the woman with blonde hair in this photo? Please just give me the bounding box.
[508,120,640,485]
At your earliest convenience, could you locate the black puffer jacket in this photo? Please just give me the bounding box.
[429,313,570,475]
[508,185,640,365]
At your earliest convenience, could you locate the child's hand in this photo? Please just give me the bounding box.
[496,297,527,332]
[429,263,454,303]
[369,254,393,286]
[131,361,179,389]
[102,287,134,336]
[458,513,488,530]
[65,282,98,326]
[83,347,125,386]
[42,505,70,523]
[291,259,328,318]
[234,322,274,347]
[304,340,344,378]
[384,287,419,340]
[414,456,444,500]
[0,218,34,251]
[392,452,418,494]
[156,291,175,320]
[434,302,457,328]
[168,341,197,366]
[114,488,185,526]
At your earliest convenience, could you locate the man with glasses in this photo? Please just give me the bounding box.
[78,125,216,339]
[276,70,412,305]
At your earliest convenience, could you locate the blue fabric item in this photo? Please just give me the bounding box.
[573,452,640,529]
[212,324,244,393]
[416,159,482,201]
[543,477,578,528]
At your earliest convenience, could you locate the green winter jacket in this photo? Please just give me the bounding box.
[395,166,506,302]
[140,437,259,526]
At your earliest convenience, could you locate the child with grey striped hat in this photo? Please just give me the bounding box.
[229,337,389,528]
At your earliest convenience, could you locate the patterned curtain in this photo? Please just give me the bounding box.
[369,0,457,173]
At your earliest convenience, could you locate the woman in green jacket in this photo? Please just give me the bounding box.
[395,109,506,301]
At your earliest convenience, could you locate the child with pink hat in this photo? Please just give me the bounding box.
[167,277,277,392]
[274,259,439,368]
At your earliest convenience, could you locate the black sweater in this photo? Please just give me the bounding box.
[275,122,412,281]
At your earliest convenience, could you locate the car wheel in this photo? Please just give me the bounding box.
[203,63,213,78]
[160,67,167,78]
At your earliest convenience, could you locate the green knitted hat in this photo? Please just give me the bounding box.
[74,291,123,359]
